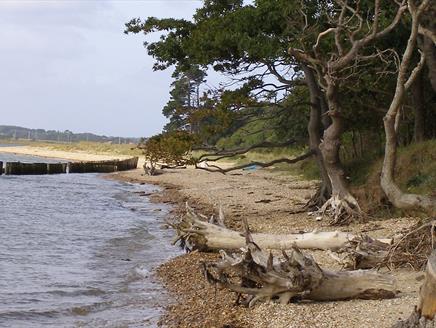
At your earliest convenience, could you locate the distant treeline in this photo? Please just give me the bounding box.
[0,125,139,144]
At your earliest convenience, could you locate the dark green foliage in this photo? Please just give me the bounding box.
[138,131,198,168]
[128,0,436,207]
[162,66,207,132]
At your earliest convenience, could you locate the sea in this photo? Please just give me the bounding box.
[0,150,179,328]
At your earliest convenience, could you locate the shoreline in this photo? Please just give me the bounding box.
[0,145,140,164]
[1,146,424,327]
[112,168,422,328]
[110,169,251,327]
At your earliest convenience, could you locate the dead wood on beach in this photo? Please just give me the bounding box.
[172,205,392,270]
[202,220,397,307]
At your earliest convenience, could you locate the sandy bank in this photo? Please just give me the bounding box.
[0,146,142,166]
[112,167,422,328]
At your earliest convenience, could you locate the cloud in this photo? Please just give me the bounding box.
[0,1,111,27]
[0,0,203,137]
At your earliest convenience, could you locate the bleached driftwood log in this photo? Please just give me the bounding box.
[143,162,156,176]
[329,234,391,270]
[393,250,436,328]
[175,205,391,269]
[203,225,397,307]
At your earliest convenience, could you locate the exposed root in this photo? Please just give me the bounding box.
[143,162,156,176]
[329,234,391,270]
[168,204,214,252]
[393,307,436,328]
[304,183,330,211]
[202,223,397,307]
[318,195,365,225]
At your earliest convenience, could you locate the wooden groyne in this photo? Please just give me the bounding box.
[0,157,138,176]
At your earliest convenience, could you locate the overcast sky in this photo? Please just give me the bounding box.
[0,0,203,138]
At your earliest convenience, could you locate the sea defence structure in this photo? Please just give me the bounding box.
[0,157,138,175]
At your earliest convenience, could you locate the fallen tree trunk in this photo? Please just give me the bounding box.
[175,205,391,269]
[203,223,397,307]
[393,250,436,327]
[330,234,391,270]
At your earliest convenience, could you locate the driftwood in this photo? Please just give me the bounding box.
[203,223,397,307]
[393,250,436,328]
[144,161,186,176]
[385,220,436,270]
[330,234,391,270]
[174,205,392,269]
[143,162,156,176]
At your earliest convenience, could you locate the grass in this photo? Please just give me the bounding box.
[210,145,321,180]
[2,139,143,157]
[388,140,436,195]
[348,139,436,191]
[41,141,143,157]
[350,139,436,216]
[205,139,435,216]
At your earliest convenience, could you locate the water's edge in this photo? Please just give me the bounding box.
[0,151,180,328]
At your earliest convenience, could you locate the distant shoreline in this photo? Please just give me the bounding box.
[0,145,142,167]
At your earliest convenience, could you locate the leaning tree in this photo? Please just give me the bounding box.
[286,0,416,223]
[380,0,436,214]
[127,0,432,222]
[125,0,337,210]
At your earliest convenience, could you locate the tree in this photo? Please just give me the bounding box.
[127,0,435,220]
[287,0,411,223]
[163,66,207,132]
[380,0,436,214]
[126,0,334,210]
[138,131,197,175]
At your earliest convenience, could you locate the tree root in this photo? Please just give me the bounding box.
[202,222,397,307]
[303,182,330,212]
[318,195,365,225]
[329,234,391,270]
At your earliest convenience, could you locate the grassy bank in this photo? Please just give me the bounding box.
[1,139,142,157]
[228,140,435,216]
[350,140,436,216]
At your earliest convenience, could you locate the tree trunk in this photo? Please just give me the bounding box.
[175,205,391,260]
[381,7,436,214]
[382,107,436,212]
[421,34,436,92]
[411,70,426,142]
[319,82,363,225]
[392,250,436,327]
[204,232,397,307]
[302,65,332,209]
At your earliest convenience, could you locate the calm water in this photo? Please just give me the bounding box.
[0,153,179,328]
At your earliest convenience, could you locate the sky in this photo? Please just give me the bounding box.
[0,0,203,138]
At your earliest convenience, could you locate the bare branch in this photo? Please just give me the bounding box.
[197,139,296,162]
[265,62,295,85]
[313,28,336,56]
[419,25,436,44]
[195,151,314,174]
[331,1,407,71]
[405,50,426,90]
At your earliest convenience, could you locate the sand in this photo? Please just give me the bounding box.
[1,146,423,327]
[0,145,137,163]
[113,167,423,328]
